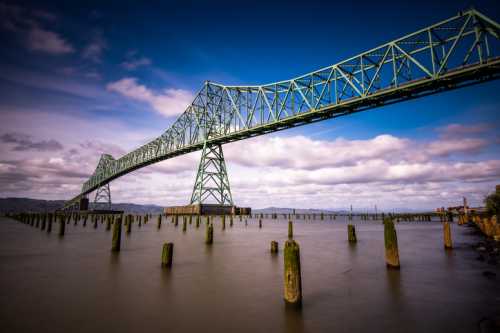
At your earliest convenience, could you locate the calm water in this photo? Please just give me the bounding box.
[0,215,498,333]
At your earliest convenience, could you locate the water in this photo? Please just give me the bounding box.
[1,216,498,333]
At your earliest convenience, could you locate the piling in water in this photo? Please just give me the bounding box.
[230,215,233,227]
[58,215,65,236]
[288,221,293,238]
[222,215,226,230]
[157,215,162,229]
[161,242,174,268]
[348,224,357,243]
[196,215,200,228]
[47,214,53,233]
[111,216,122,252]
[126,216,132,234]
[206,223,213,244]
[271,241,279,253]
[106,217,111,231]
[284,240,302,306]
[183,219,187,232]
[259,219,262,228]
[443,222,452,249]
[384,218,400,268]
[41,214,46,230]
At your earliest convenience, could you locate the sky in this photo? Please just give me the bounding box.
[0,0,499,211]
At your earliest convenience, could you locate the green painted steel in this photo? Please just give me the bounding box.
[64,9,500,209]
[190,142,233,205]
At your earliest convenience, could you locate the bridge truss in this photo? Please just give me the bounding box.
[64,8,500,209]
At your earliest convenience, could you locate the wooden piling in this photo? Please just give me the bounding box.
[183,219,187,232]
[348,224,357,243]
[126,215,132,234]
[111,216,122,252]
[271,241,279,253]
[222,215,226,230]
[259,219,262,228]
[47,213,52,233]
[58,215,65,236]
[443,222,452,249]
[41,214,46,230]
[288,221,293,238]
[161,243,174,268]
[206,223,213,244]
[157,215,162,229]
[284,240,302,306]
[384,218,400,269]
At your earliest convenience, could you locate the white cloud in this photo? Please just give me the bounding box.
[224,134,408,169]
[26,26,74,54]
[426,138,487,157]
[438,123,491,139]
[0,110,498,211]
[121,57,152,70]
[106,77,193,117]
[0,3,73,55]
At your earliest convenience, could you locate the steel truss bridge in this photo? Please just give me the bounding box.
[64,8,500,210]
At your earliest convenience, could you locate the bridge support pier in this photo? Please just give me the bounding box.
[94,183,112,210]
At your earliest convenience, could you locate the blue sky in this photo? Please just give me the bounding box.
[0,0,499,210]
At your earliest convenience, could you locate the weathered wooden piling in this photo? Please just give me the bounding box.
[443,222,452,249]
[205,223,213,244]
[288,221,293,238]
[161,243,174,268]
[157,214,162,229]
[284,240,302,306]
[271,241,279,253]
[196,215,200,228]
[348,224,357,243]
[230,215,233,227]
[93,217,98,229]
[58,215,65,236]
[47,213,53,233]
[259,219,262,228]
[384,218,400,268]
[174,215,179,227]
[106,217,111,231]
[41,214,46,230]
[126,216,132,234]
[222,215,226,230]
[182,219,187,232]
[111,216,122,252]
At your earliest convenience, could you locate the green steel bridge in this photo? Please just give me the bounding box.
[64,8,500,210]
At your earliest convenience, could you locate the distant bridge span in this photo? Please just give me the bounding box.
[65,8,500,209]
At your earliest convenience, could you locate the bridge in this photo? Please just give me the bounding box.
[64,8,500,211]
